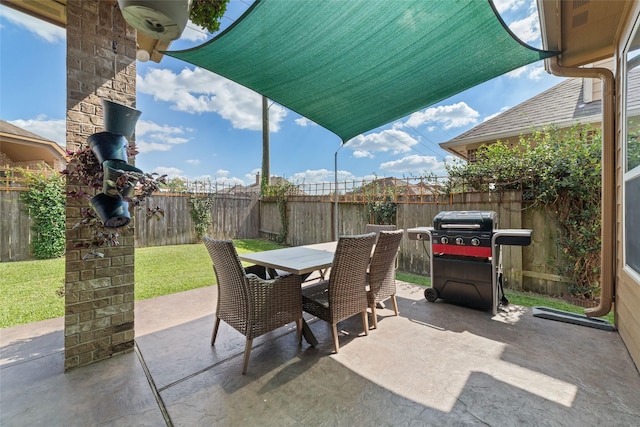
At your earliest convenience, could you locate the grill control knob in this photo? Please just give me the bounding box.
[455,237,464,245]
[440,236,449,244]
[471,238,480,246]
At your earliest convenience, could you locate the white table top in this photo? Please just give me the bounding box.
[238,241,337,276]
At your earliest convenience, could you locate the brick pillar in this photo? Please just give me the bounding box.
[65,0,138,371]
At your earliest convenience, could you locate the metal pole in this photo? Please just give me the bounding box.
[334,146,341,240]
[261,96,270,192]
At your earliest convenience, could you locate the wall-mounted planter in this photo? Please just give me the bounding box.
[88,132,128,164]
[103,160,143,199]
[90,193,131,229]
[102,99,142,138]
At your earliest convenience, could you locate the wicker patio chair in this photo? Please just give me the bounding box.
[367,229,404,329]
[203,237,303,374]
[365,223,397,239]
[301,232,376,353]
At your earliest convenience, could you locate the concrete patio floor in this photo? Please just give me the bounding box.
[2,281,639,426]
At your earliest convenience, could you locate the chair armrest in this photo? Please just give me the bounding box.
[245,273,303,315]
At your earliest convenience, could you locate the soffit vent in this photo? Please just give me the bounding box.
[572,0,590,10]
[573,11,589,28]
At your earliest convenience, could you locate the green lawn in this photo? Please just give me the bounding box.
[0,240,613,327]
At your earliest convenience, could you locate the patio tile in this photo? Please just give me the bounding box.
[1,282,639,426]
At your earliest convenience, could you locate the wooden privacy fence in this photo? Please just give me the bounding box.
[135,193,260,247]
[260,191,568,296]
[1,192,260,261]
[1,188,569,297]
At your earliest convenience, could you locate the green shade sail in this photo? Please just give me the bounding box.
[167,0,559,142]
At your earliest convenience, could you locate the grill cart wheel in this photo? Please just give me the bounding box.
[425,287,438,302]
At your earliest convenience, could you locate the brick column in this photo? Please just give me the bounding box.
[65,0,138,371]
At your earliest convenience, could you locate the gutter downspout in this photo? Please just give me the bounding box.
[546,56,615,318]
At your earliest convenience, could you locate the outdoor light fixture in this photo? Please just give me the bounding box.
[136,48,151,62]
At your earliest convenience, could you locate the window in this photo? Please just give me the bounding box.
[624,21,640,276]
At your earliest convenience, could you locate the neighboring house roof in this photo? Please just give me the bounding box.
[348,177,440,196]
[0,120,66,170]
[223,176,296,194]
[441,68,640,160]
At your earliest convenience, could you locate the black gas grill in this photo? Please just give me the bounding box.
[408,210,532,314]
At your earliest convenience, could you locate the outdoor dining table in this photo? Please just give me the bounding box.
[238,241,339,346]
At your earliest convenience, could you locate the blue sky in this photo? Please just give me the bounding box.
[0,0,564,187]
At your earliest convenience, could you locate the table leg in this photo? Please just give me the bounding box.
[301,318,318,347]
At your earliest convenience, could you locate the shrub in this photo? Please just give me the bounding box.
[188,195,214,240]
[19,168,66,259]
[447,124,602,297]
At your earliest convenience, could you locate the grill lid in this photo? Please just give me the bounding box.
[433,211,497,232]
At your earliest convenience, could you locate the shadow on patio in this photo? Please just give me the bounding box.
[2,281,639,426]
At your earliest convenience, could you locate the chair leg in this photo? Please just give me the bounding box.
[361,310,369,335]
[331,323,340,354]
[211,317,221,345]
[296,318,303,344]
[242,338,253,375]
[391,294,399,316]
[370,303,378,329]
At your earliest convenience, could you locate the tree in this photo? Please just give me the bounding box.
[189,0,230,33]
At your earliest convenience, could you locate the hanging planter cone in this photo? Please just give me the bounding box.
[88,132,128,164]
[102,160,143,199]
[102,99,142,138]
[90,193,131,228]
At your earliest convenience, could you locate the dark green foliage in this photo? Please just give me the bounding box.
[447,125,602,297]
[189,0,229,33]
[188,195,214,240]
[19,169,66,259]
[361,177,397,225]
[262,182,299,243]
[626,119,640,170]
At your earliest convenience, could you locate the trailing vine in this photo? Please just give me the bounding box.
[446,124,602,299]
[19,168,66,259]
[188,195,214,240]
[62,144,166,259]
[262,182,298,243]
[361,176,397,225]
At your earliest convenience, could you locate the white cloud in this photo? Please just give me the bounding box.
[492,0,527,14]
[345,129,417,158]
[215,169,229,177]
[9,116,65,146]
[186,159,200,165]
[213,176,244,186]
[137,67,287,131]
[289,168,356,184]
[153,166,184,179]
[181,22,210,42]
[353,150,374,159]
[508,11,540,44]
[526,65,547,81]
[507,64,547,81]
[295,117,317,127]
[0,6,65,43]
[400,102,480,130]
[379,154,450,176]
[135,119,191,153]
